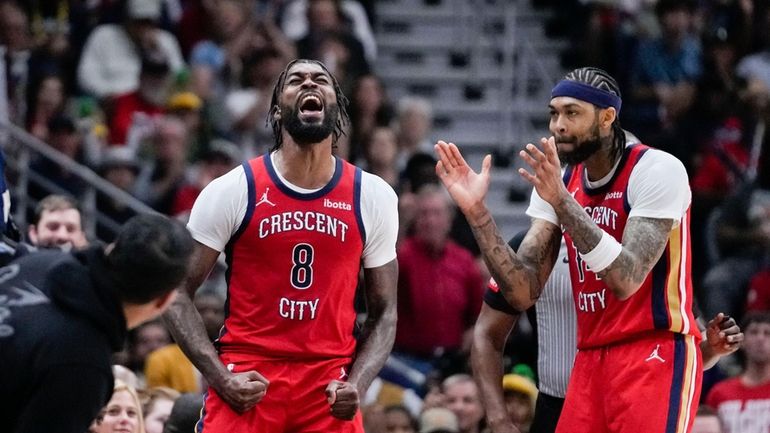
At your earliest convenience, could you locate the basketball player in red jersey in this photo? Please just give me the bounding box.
[436,67,704,433]
[163,59,399,432]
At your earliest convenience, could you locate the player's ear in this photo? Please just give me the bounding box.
[272,106,281,122]
[601,107,616,129]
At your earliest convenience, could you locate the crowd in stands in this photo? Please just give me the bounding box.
[2,0,770,431]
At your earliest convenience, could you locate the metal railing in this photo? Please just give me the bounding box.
[0,120,157,241]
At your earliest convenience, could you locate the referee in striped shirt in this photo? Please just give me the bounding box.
[472,232,744,433]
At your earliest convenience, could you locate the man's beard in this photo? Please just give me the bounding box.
[283,103,339,145]
[557,124,602,165]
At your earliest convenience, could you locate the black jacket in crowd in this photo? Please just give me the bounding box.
[0,247,127,433]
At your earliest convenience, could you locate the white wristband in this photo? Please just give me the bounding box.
[579,231,622,272]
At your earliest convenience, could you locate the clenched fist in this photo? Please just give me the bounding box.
[325,380,360,420]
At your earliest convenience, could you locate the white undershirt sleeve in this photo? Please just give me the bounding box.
[186,166,248,252]
[359,172,398,268]
[525,187,560,226]
[627,150,691,225]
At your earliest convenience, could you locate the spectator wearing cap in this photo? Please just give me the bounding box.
[170,139,240,220]
[108,54,173,145]
[167,91,208,161]
[77,0,184,99]
[420,407,460,433]
[29,115,89,200]
[167,92,203,134]
[502,373,538,433]
[96,147,142,241]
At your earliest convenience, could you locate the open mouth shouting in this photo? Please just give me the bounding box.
[298,92,324,122]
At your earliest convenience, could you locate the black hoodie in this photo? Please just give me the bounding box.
[0,247,127,433]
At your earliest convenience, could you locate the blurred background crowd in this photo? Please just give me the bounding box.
[1,0,770,432]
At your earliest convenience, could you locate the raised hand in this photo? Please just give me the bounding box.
[518,137,567,205]
[214,369,269,413]
[326,380,360,420]
[434,140,492,213]
[706,313,743,356]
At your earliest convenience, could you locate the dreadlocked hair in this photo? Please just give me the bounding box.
[266,59,350,151]
[562,67,626,163]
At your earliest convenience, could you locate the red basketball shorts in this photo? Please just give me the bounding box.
[197,354,364,433]
[556,331,702,433]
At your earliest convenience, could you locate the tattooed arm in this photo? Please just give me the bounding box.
[518,137,679,300]
[552,193,672,299]
[435,141,561,310]
[468,205,562,309]
[162,242,269,413]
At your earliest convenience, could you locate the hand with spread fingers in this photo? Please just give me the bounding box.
[706,313,743,357]
[434,140,492,214]
[326,380,360,420]
[517,137,568,205]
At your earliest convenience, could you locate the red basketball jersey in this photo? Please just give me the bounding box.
[562,144,700,349]
[217,155,365,359]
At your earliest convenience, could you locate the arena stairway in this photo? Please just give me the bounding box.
[373,0,568,238]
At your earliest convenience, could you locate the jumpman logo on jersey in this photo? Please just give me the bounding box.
[339,367,348,380]
[645,345,665,363]
[256,187,276,207]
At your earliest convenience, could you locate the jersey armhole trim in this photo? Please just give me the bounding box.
[354,167,366,244]
[623,147,651,213]
[228,161,256,246]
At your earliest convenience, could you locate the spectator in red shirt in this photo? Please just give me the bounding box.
[706,312,770,432]
[108,54,171,145]
[394,184,484,374]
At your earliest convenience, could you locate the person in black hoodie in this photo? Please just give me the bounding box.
[0,213,194,433]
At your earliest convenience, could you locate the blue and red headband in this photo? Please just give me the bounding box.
[551,80,621,114]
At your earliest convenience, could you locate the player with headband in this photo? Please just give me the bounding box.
[436,67,706,433]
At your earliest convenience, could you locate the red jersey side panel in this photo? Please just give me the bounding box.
[562,144,700,349]
[218,155,365,359]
